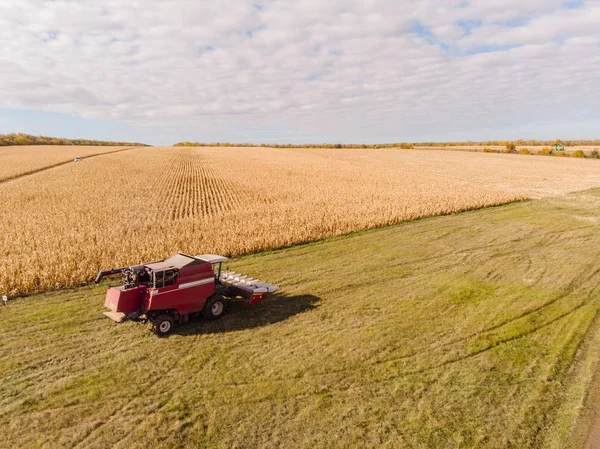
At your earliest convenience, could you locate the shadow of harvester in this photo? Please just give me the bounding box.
[174,293,320,336]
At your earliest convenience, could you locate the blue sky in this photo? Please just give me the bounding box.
[0,0,599,146]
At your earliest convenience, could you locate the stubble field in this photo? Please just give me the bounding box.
[1,146,600,298]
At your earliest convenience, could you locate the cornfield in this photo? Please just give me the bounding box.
[2,146,600,297]
[0,145,131,182]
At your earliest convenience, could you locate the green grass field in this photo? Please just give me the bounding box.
[2,190,600,448]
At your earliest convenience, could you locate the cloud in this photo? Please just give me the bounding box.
[0,0,598,143]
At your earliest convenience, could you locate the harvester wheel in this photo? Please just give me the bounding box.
[203,295,226,320]
[152,314,174,336]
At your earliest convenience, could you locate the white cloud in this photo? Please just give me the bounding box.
[0,0,599,143]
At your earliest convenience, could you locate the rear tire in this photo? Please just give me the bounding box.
[203,295,226,320]
[152,314,174,336]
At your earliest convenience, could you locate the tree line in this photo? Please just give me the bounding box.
[174,142,415,149]
[173,139,600,149]
[0,133,148,147]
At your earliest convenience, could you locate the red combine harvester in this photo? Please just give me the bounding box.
[95,253,279,335]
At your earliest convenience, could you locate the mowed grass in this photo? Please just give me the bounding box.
[2,190,600,448]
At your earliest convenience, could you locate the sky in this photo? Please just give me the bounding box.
[0,0,599,146]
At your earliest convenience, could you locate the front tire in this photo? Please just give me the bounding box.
[203,295,226,320]
[152,314,174,336]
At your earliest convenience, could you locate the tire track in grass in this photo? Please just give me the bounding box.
[110,352,216,448]
[516,307,600,448]
[0,325,151,420]
[206,241,598,392]
[348,263,600,375]
[70,334,209,448]
[201,280,600,393]
[72,342,218,448]
[194,301,588,406]
[404,302,587,376]
[417,267,600,356]
[277,230,599,385]
[70,362,180,448]
[167,303,559,412]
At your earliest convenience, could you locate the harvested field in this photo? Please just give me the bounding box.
[1,146,600,297]
[0,145,132,182]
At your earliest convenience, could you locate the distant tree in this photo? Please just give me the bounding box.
[0,132,146,147]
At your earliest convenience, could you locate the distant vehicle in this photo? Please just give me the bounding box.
[554,144,565,152]
[74,157,82,162]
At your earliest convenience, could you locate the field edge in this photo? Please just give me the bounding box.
[542,307,600,448]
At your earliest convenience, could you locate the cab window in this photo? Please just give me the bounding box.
[164,270,178,286]
[153,270,165,288]
[154,269,178,288]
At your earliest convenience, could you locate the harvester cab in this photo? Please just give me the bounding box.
[95,252,279,335]
[123,265,151,288]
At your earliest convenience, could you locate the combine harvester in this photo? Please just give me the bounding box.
[95,252,279,335]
